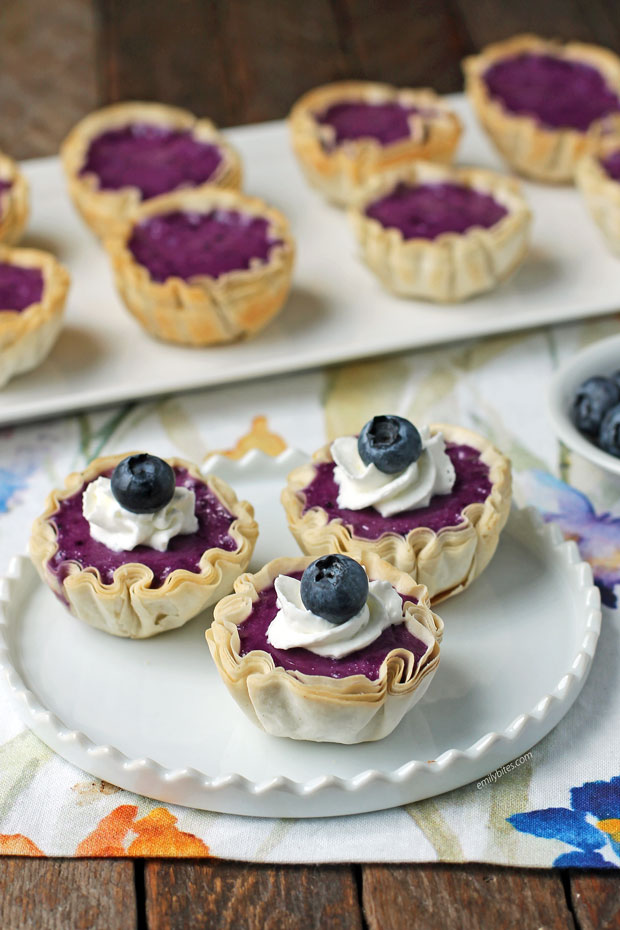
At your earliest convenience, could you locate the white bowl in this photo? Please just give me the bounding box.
[548,333,620,477]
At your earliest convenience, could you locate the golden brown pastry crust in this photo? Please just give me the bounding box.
[104,186,295,346]
[207,552,443,743]
[289,80,462,206]
[576,125,620,254]
[0,245,70,387]
[30,453,258,639]
[349,161,531,302]
[281,424,512,603]
[0,152,29,245]
[61,101,243,239]
[463,34,620,183]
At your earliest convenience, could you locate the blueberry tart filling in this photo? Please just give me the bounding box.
[482,52,620,132]
[128,209,283,283]
[47,454,238,589]
[0,261,44,311]
[30,452,257,638]
[282,416,511,602]
[364,181,508,241]
[207,552,443,743]
[80,124,225,200]
[315,100,423,148]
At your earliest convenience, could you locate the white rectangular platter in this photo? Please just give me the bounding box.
[3,94,620,426]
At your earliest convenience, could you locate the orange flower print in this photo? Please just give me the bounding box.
[127,808,210,856]
[75,804,210,857]
[220,415,286,459]
[599,819,620,844]
[76,804,138,856]
[0,834,45,856]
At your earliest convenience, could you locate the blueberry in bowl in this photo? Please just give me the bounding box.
[599,404,620,457]
[572,376,620,436]
[547,333,620,476]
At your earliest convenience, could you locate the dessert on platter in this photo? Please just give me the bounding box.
[30,452,258,638]
[0,245,70,388]
[464,34,620,182]
[207,552,443,743]
[282,415,512,602]
[61,101,243,239]
[104,186,295,346]
[349,161,531,301]
[0,151,29,245]
[289,80,462,206]
[576,123,620,255]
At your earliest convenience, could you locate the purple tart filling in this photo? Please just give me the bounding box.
[80,123,224,200]
[601,149,620,181]
[128,209,283,283]
[302,443,492,540]
[238,572,428,680]
[316,100,420,147]
[483,53,620,132]
[0,179,12,197]
[0,262,44,312]
[365,182,507,240]
[47,467,238,589]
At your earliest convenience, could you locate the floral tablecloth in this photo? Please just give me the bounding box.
[1,315,619,866]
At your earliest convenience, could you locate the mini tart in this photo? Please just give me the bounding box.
[289,80,462,207]
[207,552,443,743]
[281,424,511,603]
[463,34,620,183]
[0,152,29,245]
[104,186,295,346]
[0,245,70,388]
[350,161,531,302]
[30,453,258,639]
[576,126,620,255]
[61,101,243,240]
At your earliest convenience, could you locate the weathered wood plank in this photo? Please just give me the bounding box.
[453,0,620,52]
[570,872,620,930]
[362,864,576,930]
[96,0,236,124]
[337,0,470,94]
[144,860,363,930]
[0,0,98,159]
[97,0,349,126]
[0,859,137,930]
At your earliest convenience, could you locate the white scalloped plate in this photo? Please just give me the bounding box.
[0,450,602,817]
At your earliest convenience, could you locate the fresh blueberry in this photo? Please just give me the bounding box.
[609,370,620,394]
[111,453,176,514]
[600,404,620,458]
[572,377,620,436]
[300,554,369,625]
[357,415,422,474]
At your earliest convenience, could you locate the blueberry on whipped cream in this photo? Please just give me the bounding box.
[83,453,198,552]
[300,554,368,624]
[111,453,176,513]
[358,415,422,474]
[267,554,406,659]
[332,415,456,517]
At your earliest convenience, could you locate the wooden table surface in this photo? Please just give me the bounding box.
[1,0,620,926]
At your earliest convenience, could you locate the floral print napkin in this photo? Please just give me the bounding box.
[0,315,619,865]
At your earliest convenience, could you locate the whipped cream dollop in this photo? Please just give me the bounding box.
[82,476,198,552]
[267,574,405,658]
[332,425,455,517]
